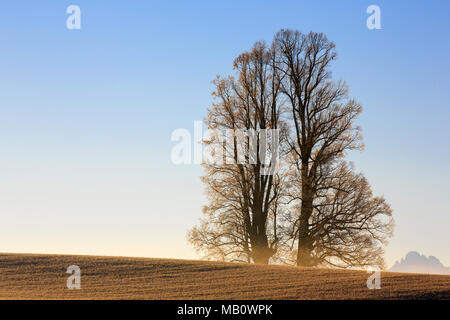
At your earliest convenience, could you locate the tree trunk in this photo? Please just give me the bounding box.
[251,242,272,264]
[296,214,313,266]
[297,164,314,266]
[250,210,272,264]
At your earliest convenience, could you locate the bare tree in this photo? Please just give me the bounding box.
[189,30,394,268]
[188,42,286,264]
[274,29,393,267]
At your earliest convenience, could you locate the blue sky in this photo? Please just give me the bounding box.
[0,0,449,267]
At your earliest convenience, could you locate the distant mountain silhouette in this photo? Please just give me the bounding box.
[390,251,450,275]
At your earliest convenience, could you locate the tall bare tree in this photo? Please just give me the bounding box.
[274,29,393,267]
[188,42,286,264]
[189,30,394,268]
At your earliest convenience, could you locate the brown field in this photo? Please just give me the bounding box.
[0,253,449,299]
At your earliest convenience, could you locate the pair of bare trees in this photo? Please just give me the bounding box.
[188,30,393,268]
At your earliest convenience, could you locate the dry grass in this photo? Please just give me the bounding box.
[0,253,449,299]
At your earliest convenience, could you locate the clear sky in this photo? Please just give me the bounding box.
[0,0,449,267]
